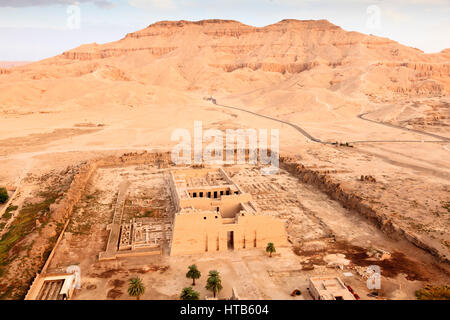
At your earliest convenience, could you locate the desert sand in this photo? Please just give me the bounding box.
[0,19,448,299]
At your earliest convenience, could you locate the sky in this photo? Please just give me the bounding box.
[0,0,449,61]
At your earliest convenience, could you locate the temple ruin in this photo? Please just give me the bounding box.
[168,168,288,255]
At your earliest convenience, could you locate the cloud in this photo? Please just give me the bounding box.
[0,0,115,8]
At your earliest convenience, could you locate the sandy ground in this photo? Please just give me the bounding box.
[0,19,449,299]
[0,95,448,298]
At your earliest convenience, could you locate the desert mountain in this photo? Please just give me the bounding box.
[0,19,449,125]
[0,61,30,69]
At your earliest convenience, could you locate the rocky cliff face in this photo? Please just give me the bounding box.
[61,19,394,62]
[48,19,450,96]
[280,156,450,263]
[1,19,449,110]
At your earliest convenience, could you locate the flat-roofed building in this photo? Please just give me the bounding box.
[25,273,77,300]
[309,276,355,300]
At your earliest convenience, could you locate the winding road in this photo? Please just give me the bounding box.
[356,112,450,142]
[210,98,331,144]
[208,98,450,145]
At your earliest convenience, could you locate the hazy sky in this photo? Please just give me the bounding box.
[0,0,449,61]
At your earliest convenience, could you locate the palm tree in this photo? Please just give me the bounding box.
[180,287,200,300]
[205,270,223,298]
[266,242,276,257]
[186,264,201,286]
[128,277,145,300]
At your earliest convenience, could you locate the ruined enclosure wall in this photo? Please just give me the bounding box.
[26,151,173,297]
[167,171,180,211]
[47,151,172,237]
[279,156,449,263]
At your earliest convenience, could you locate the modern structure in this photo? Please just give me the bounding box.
[309,277,355,300]
[25,273,77,300]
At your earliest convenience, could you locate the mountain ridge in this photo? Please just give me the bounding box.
[0,18,448,114]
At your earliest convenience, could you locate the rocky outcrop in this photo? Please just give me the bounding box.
[62,47,177,60]
[127,19,341,39]
[211,61,318,74]
[381,62,450,78]
[125,20,252,38]
[366,61,450,95]
[360,175,376,182]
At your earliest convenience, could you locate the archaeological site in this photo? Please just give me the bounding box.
[0,1,449,309]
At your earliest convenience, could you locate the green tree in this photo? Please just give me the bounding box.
[186,264,201,286]
[0,187,8,204]
[205,270,223,298]
[266,242,276,257]
[180,287,200,300]
[128,277,145,300]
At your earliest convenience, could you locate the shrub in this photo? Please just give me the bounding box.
[0,188,8,204]
[180,287,200,300]
[3,205,18,220]
[266,242,276,257]
[416,285,450,300]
